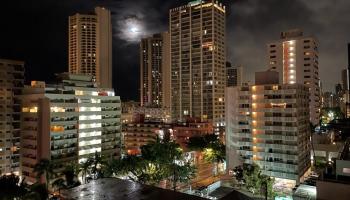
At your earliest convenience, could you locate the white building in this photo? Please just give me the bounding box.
[267,29,320,125]
[20,74,121,183]
[226,73,311,185]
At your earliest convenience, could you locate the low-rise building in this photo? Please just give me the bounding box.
[172,121,213,150]
[122,123,171,155]
[20,74,121,183]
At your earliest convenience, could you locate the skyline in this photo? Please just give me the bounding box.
[1,0,350,100]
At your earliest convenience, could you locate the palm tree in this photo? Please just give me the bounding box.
[33,159,56,190]
[80,158,92,184]
[91,151,104,179]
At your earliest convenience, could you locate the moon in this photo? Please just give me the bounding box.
[116,16,145,42]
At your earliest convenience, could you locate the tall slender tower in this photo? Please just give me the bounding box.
[169,0,226,127]
[140,32,171,108]
[69,7,112,88]
[0,59,24,175]
[267,29,320,125]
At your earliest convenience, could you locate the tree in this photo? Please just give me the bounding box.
[33,159,56,190]
[243,164,261,194]
[242,164,275,198]
[171,161,196,191]
[62,162,81,187]
[80,158,92,183]
[0,174,28,199]
[187,134,225,175]
[233,165,244,187]
[115,139,196,188]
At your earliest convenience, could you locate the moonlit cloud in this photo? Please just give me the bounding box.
[116,15,146,42]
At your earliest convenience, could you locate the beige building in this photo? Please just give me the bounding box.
[140,32,171,108]
[169,1,226,127]
[122,123,171,155]
[69,7,112,88]
[267,29,320,125]
[226,73,311,184]
[20,74,121,184]
[0,59,24,175]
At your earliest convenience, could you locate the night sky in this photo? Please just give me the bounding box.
[1,0,350,101]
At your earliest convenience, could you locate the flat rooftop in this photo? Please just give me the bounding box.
[61,178,206,200]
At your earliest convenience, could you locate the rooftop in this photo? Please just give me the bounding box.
[61,178,206,200]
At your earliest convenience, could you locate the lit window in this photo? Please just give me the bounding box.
[75,90,84,95]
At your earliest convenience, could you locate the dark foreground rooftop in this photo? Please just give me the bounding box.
[61,178,206,200]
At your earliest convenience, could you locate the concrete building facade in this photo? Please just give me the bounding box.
[69,7,112,88]
[169,0,226,127]
[267,29,320,125]
[140,32,171,108]
[20,74,121,183]
[0,59,24,175]
[225,82,311,184]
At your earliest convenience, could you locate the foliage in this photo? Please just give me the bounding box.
[0,174,28,199]
[62,162,81,187]
[233,165,244,184]
[242,164,275,198]
[0,174,49,200]
[187,134,225,175]
[116,139,196,190]
[33,159,57,190]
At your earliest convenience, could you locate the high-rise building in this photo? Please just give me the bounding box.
[267,29,320,125]
[20,74,121,184]
[169,0,226,127]
[0,59,24,175]
[69,7,112,88]
[226,62,243,87]
[140,32,170,108]
[225,72,311,185]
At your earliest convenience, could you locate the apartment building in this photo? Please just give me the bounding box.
[20,74,121,183]
[267,29,320,125]
[170,0,226,126]
[140,32,171,108]
[69,7,112,88]
[0,59,24,175]
[226,72,311,185]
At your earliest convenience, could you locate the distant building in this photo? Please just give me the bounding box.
[267,29,320,125]
[20,74,121,184]
[121,101,140,124]
[0,59,24,175]
[226,62,243,87]
[140,32,170,108]
[169,1,226,127]
[122,123,171,155]
[322,92,335,108]
[68,7,112,88]
[226,72,311,185]
[172,121,213,150]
